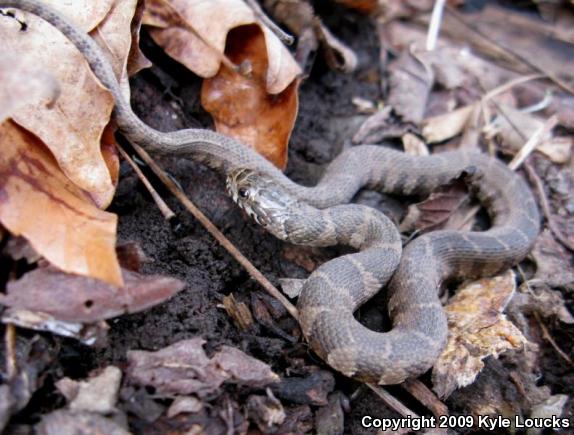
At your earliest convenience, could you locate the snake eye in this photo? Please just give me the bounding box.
[238,187,249,198]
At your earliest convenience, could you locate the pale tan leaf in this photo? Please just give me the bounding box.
[0,121,121,286]
[90,0,139,101]
[1,0,137,206]
[422,104,475,144]
[432,271,527,398]
[38,0,115,31]
[0,55,60,125]
[142,0,301,94]
[402,132,429,156]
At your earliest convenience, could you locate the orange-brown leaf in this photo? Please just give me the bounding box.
[0,122,122,286]
[333,0,379,13]
[201,26,299,169]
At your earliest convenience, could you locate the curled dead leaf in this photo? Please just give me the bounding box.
[432,271,527,399]
[422,105,475,144]
[202,25,299,168]
[0,121,122,286]
[143,0,301,94]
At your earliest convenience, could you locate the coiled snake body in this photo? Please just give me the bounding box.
[2,0,540,384]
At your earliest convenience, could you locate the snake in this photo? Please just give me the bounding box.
[1,0,541,384]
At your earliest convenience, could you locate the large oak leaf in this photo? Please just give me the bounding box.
[0,0,137,207]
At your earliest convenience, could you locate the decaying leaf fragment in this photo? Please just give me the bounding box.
[37,410,130,435]
[432,271,527,399]
[531,229,574,291]
[0,0,138,206]
[0,265,185,323]
[127,337,279,397]
[0,122,122,286]
[386,48,434,124]
[55,366,122,414]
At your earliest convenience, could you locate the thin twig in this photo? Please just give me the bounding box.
[128,142,299,320]
[508,115,557,170]
[426,0,447,51]
[534,312,574,366]
[5,324,17,380]
[367,383,419,418]
[481,74,545,104]
[524,161,574,252]
[117,145,176,221]
[402,379,449,417]
[245,0,294,46]
[445,6,574,96]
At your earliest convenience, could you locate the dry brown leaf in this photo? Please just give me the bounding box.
[387,48,434,124]
[511,281,574,325]
[402,175,470,233]
[432,271,527,399]
[127,0,153,76]
[202,26,299,168]
[314,21,358,73]
[247,389,286,432]
[0,121,122,286]
[0,265,185,323]
[422,105,475,144]
[143,0,301,94]
[1,0,137,206]
[531,229,574,291]
[127,337,279,397]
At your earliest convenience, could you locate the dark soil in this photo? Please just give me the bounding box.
[2,2,573,434]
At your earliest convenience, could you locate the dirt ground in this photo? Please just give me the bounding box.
[1,1,574,434]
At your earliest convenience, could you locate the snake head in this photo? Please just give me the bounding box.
[226,168,296,240]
